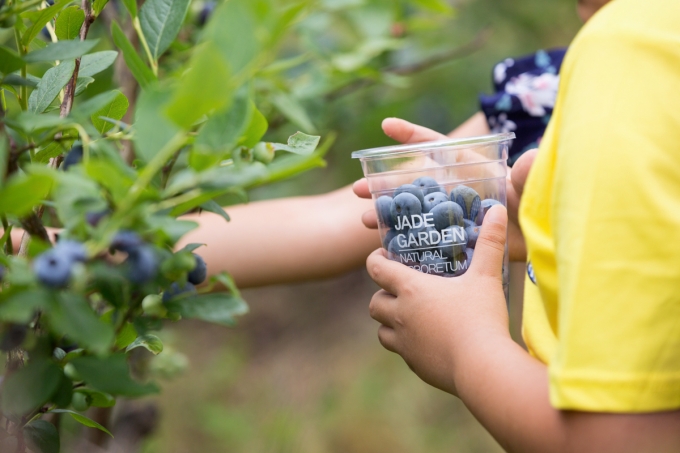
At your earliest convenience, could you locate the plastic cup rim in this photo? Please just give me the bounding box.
[351,132,515,160]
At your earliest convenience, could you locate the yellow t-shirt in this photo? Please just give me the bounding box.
[520,0,680,412]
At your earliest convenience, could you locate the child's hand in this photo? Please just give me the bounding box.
[353,118,448,229]
[366,205,510,395]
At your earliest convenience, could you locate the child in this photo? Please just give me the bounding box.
[360,0,680,451]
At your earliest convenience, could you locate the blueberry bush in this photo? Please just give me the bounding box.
[0,0,458,450]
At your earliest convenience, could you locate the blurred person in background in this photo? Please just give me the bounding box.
[361,0,680,451]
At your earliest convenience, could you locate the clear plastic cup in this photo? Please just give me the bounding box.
[352,133,514,293]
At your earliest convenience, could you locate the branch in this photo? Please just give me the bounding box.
[326,28,491,102]
[59,0,96,119]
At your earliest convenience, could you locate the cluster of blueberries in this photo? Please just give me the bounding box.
[31,231,207,302]
[376,176,501,276]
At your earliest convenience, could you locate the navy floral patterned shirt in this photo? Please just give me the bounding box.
[479,48,567,166]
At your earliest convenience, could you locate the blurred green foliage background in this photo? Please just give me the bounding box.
[143,0,580,451]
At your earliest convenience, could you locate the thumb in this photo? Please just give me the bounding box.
[469,205,508,278]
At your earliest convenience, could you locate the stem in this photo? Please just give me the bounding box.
[132,17,158,76]
[2,216,14,255]
[154,188,202,212]
[160,149,181,189]
[91,132,187,253]
[13,27,27,111]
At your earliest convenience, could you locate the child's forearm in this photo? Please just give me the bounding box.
[454,330,680,453]
[179,185,380,288]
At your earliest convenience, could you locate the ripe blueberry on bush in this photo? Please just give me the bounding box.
[187,254,207,285]
[465,224,481,248]
[34,250,74,288]
[390,193,422,227]
[450,185,481,221]
[422,192,448,213]
[429,201,464,231]
[0,324,27,352]
[162,281,197,303]
[412,176,445,195]
[393,184,424,206]
[198,0,215,25]
[126,246,159,285]
[56,240,87,263]
[62,145,83,171]
[111,230,143,253]
[375,195,395,228]
[85,209,110,227]
[477,198,502,225]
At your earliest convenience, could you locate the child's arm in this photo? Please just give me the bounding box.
[365,207,680,453]
[178,185,380,288]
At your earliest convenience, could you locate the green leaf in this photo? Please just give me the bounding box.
[139,0,191,61]
[74,388,115,408]
[70,89,119,118]
[165,292,248,326]
[133,86,181,162]
[239,102,268,148]
[55,6,85,40]
[24,40,98,63]
[271,92,316,133]
[111,21,156,88]
[0,46,25,75]
[165,42,232,129]
[46,293,115,355]
[178,243,205,253]
[190,92,249,170]
[22,0,73,46]
[412,0,455,14]
[28,60,75,114]
[71,355,159,397]
[199,199,230,222]
[49,409,113,436]
[126,334,163,355]
[51,372,74,408]
[122,0,137,18]
[115,322,137,349]
[205,0,262,77]
[23,420,60,453]
[74,76,94,96]
[1,360,61,415]
[0,136,6,188]
[79,50,118,77]
[8,111,67,133]
[271,132,321,156]
[35,141,70,164]
[1,73,37,87]
[93,0,110,15]
[0,172,54,217]
[91,90,129,134]
[147,216,198,244]
[0,289,51,323]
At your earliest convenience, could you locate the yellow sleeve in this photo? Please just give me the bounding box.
[548,1,680,412]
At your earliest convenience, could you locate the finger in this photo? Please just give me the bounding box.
[362,210,378,229]
[366,248,419,296]
[369,289,397,327]
[469,205,508,278]
[352,178,371,199]
[511,148,538,196]
[382,118,448,144]
[377,325,399,353]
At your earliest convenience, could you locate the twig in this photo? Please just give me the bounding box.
[59,0,96,119]
[160,149,181,190]
[326,28,491,102]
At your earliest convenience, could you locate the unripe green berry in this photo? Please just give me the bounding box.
[253,142,275,164]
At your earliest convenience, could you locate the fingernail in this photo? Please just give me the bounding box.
[484,205,506,224]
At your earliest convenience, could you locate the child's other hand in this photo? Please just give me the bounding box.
[366,205,510,395]
[353,118,447,229]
